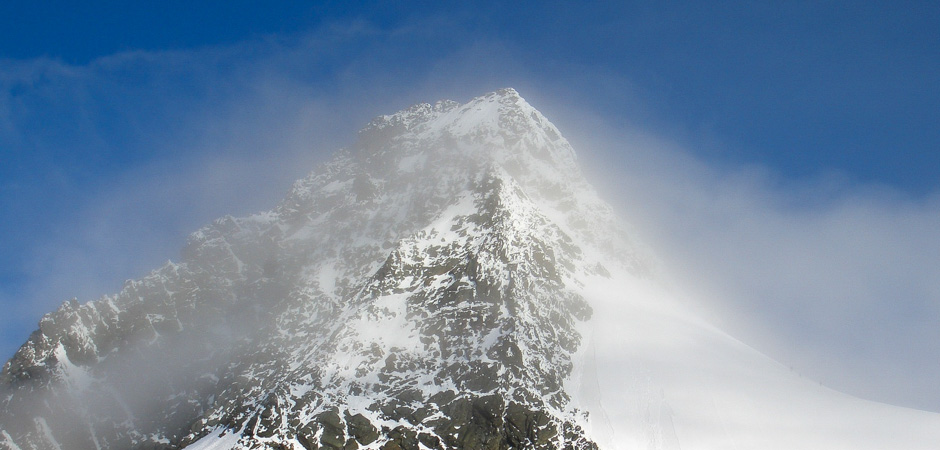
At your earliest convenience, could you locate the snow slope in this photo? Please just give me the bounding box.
[573,267,940,449]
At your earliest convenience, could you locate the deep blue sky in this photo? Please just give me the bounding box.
[5,1,935,188]
[1,1,939,410]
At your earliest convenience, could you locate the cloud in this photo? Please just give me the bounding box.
[2,17,939,416]
[0,19,537,357]
[558,113,940,411]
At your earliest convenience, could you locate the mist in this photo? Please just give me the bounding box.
[2,17,939,424]
[559,112,940,412]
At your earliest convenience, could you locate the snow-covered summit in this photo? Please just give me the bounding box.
[357,89,578,196]
[279,89,646,275]
[362,88,563,148]
[0,89,618,450]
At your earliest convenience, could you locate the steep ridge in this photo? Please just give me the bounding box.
[3,88,940,450]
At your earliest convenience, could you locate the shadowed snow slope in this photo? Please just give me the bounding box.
[2,89,939,450]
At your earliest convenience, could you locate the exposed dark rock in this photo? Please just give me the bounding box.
[346,413,379,445]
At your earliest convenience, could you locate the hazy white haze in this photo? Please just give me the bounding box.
[2,16,939,420]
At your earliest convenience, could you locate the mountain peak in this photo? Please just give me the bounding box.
[363,87,524,133]
[284,88,644,276]
[1,88,637,450]
[5,89,940,450]
[358,88,574,170]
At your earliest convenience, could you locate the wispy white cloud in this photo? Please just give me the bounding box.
[2,18,938,415]
[559,112,940,411]
[0,19,528,352]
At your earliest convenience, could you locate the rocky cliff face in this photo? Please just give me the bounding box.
[0,89,644,450]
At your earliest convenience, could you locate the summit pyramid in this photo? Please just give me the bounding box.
[2,89,939,450]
